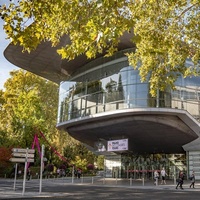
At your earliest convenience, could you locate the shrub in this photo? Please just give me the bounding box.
[87,163,94,171]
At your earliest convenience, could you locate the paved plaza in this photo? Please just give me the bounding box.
[0,177,200,199]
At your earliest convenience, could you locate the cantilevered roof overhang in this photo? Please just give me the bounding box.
[57,108,200,154]
[4,32,135,84]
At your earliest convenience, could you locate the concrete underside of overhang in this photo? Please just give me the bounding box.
[57,108,200,154]
[4,32,135,84]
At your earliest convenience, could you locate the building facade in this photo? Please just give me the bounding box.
[4,34,200,180]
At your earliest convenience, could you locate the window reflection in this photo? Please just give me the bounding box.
[57,59,200,123]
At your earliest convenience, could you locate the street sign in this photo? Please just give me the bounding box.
[10,148,35,163]
[12,153,34,158]
[12,148,35,154]
[9,158,34,163]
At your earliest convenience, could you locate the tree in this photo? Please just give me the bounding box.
[96,155,104,170]
[0,147,12,177]
[1,69,59,147]
[63,136,96,169]
[1,70,98,171]
[1,1,200,96]
[0,89,12,147]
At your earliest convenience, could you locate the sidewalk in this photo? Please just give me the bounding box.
[0,178,199,199]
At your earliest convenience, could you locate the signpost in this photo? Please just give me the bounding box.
[13,163,18,191]
[10,148,35,194]
[39,145,45,194]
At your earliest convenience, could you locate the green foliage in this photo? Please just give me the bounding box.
[63,135,96,170]
[1,69,59,147]
[96,155,104,170]
[0,130,11,147]
[1,1,200,96]
[29,166,40,178]
[74,156,88,171]
[0,69,97,174]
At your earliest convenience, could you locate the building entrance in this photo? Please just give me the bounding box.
[121,153,186,180]
[112,167,119,178]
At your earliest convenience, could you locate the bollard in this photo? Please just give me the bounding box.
[155,178,158,186]
[116,177,118,185]
[174,174,176,185]
[103,177,105,184]
[72,166,74,184]
[142,177,144,186]
[81,175,83,183]
[92,177,94,184]
[130,177,132,186]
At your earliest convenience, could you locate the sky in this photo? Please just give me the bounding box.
[0,0,19,90]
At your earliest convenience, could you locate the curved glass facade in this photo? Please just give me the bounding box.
[57,57,200,123]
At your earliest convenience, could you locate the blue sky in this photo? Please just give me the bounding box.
[0,0,19,90]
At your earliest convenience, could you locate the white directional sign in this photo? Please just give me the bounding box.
[12,148,35,154]
[9,158,34,163]
[12,153,34,158]
[10,148,35,163]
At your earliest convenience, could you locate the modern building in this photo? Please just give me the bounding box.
[4,33,200,180]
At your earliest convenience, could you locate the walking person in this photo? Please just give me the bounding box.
[154,170,159,186]
[161,167,168,184]
[77,168,82,179]
[189,171,195,188]
[176,171,184,189]
[57,168,60,177]
[27,168,31,181]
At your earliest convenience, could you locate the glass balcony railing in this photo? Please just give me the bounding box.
[57,88,200,123]
[57,59,200,124]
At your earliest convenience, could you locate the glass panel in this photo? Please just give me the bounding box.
[121,153,186,180]
[57,57,200,123]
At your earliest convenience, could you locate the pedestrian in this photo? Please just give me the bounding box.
[62,169,66,177]
[27,168,31,181]
[74,169,77,178]
[189,171,195,189]
[57,168,60,177]
[161,167,168,184]
[154,170,159,186]
[176,171,184,189]
[77,168,82,179]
